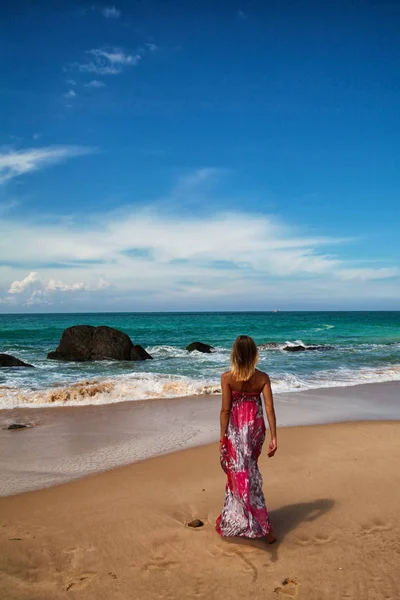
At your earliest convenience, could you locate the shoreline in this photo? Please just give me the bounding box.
[1,380,400,497]
[1,364,400,410]
[1,373,400,412]
[1,420,400,599]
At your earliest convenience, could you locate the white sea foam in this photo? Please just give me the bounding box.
[313,324,335,331]
[1,364,400,410]
[0,373,221,409]
[146,345,189,359]
[272,364,400,393]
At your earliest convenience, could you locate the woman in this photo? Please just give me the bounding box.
[216,335,277,542]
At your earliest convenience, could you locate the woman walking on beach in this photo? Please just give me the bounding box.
[216,335,277,542]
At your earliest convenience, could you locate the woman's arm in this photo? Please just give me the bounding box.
[219,373,232,447]
[262,375,277,457]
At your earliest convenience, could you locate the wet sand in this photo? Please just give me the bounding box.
[1,381,400,496]
[1,420,400,600]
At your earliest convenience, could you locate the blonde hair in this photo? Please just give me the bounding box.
[230,335,258,382]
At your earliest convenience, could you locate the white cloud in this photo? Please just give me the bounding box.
[26,290,51,306]
[101,6,121,18]
[146,43,158,52]
[84,80,106,88]
[0,171,398,309]
[1,208,395,292]
[46,278,109,292]
[90,48,137,65]
[64,89,77,98]
[80,5,121,19]
[6,272,109,306]
[337,268,399,281]
[76,47,139,75]
[72,44,156,76]
[66,79,76,86]
[9,271,40,294]
[0,146,94,185]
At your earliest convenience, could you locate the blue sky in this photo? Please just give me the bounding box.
[0,0,399,311]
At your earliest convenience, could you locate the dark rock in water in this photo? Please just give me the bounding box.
[47,325,152,362]
[7,423,29,430]
[187,519,204,528]
[306,344,335,351]
[259,342,335,352]
[283,345,306,352]
[47,325,96,361]
[0,354,34,368]
[131,344,153,361]
[186,341,214,353]
[283,344,335,352]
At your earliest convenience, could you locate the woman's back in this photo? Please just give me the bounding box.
[224,368,269,395]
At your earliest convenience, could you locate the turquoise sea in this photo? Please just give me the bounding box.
[0,311,399,409]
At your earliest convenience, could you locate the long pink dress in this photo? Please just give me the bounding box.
[216,390,272,538]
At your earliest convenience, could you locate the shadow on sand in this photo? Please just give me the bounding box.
[222,498,335,562]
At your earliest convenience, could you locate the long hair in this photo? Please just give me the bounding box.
[230,335,258,382]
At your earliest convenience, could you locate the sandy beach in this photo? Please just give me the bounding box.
[2,381,400,496]
[1,414,400,599]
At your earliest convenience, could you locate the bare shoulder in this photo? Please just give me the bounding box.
[221,371,231,383]
[255,369,271,386]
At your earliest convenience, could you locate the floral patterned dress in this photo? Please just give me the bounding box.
[216,390,272,538]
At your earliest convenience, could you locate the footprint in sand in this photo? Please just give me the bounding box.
[274,578,299,597]
[65,572,96,592]
[142,552,180,571]
[208,544,260,583]
[293,531,334,546]
[360,518,391,534]
[335,572,398,600]
[62,546,96,568]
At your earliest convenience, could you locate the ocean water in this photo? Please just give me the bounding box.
[0,311,399,409]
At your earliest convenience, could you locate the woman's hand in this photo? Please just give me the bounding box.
[268,437,277,457]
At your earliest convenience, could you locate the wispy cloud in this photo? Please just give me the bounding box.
[26,290,51,306]
[64,89,77,98]
[89,48,137,65]
[47,277,109,292]
[75,47,139,75]
[0,146,95,185]
[84,80,106,88]
[70,44,157,76]
[1,171,397,309]
[101,6,121,19]
[176,168,221,190]
[80,5,121,19]
[337,267,399,281]
[145,43,158,52]
[0,199,20,216]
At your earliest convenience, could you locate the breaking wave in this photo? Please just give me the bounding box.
[258,339,336,351]
[1,363,400,410]
[0,373,222,409]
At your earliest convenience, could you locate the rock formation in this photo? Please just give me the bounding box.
[47,325,152,361]
[186,341,214,353]
[0,354,34,368]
